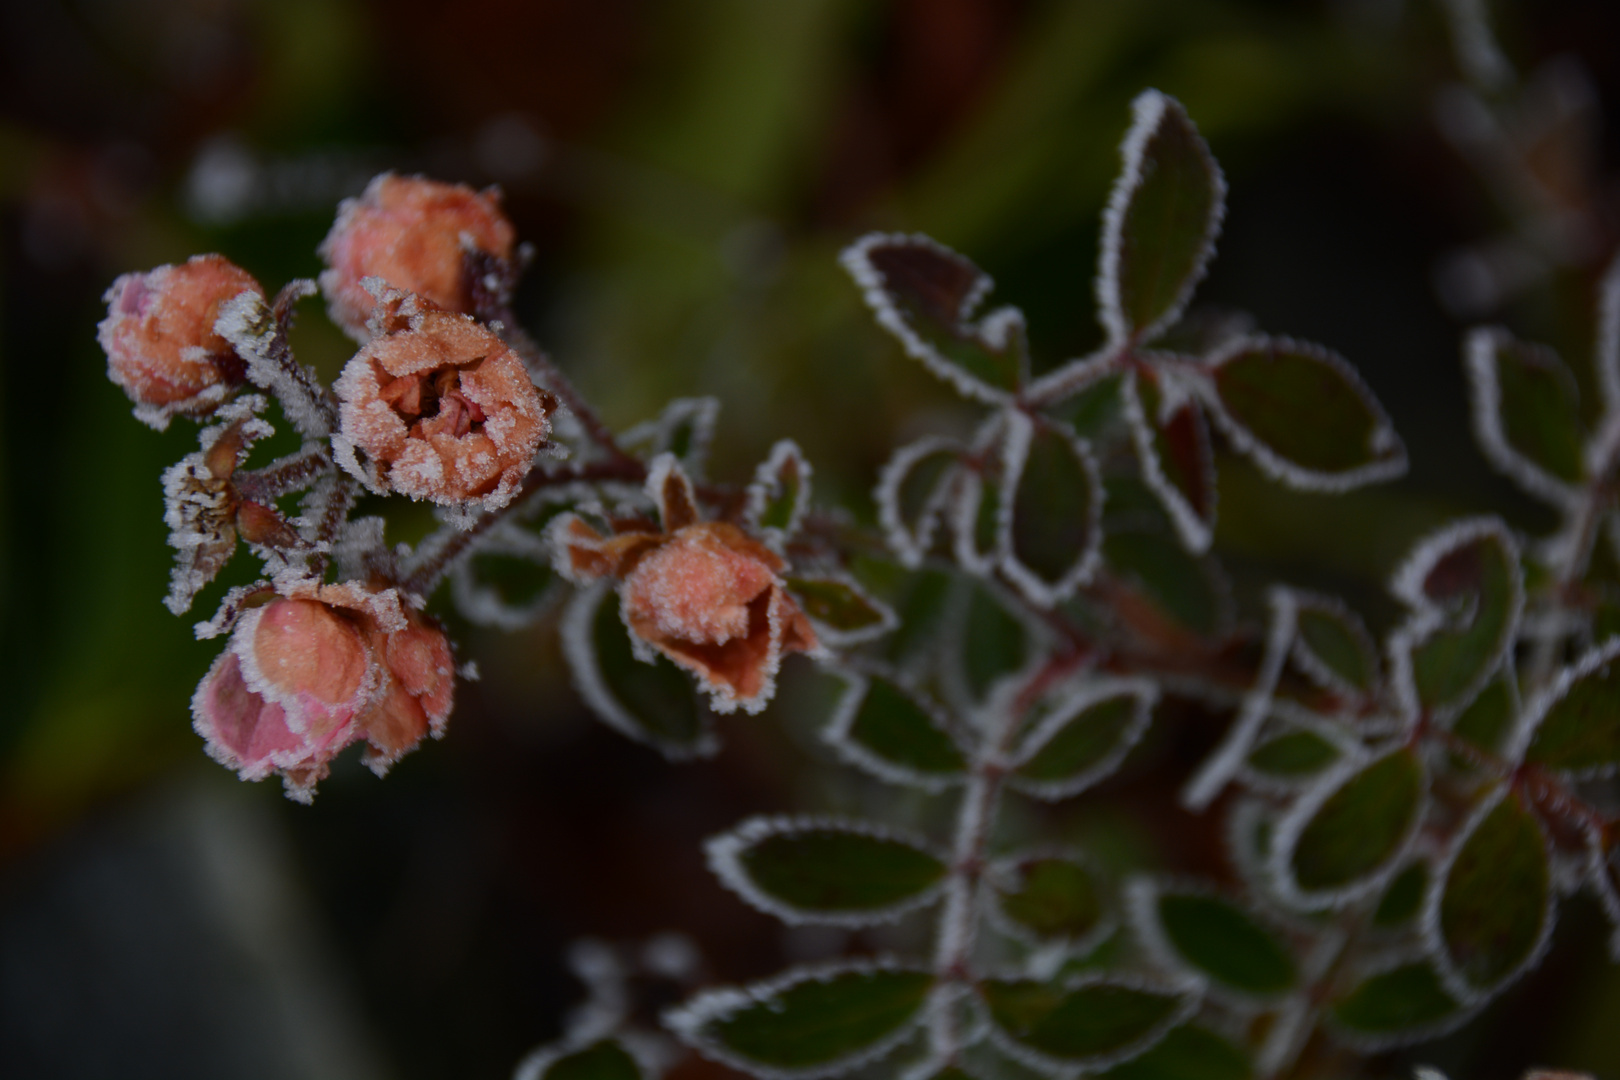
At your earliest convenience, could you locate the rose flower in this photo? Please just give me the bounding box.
[319,172,516,340]
[98,254,264,428]
[553,455,820,714]
[191,581,455,801]
[333,290,553,509]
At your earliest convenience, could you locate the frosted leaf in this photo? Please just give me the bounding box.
[1583,827,1620,961]
[949,413,1015,577]
[984,848,1114,956]
[1508,635,1620,778]
[1285,589,1380,700]
[664,957,934,1080]
[745,439,812,546]
[874,436,963,568]
[842,232,1028,404]
[215,281,332,439]
[1202,335,1407,492]
[1183,588,1296,811]
[1006,675,1157,801]
[979,971,1202,1077]
[560,582,718,759]
[1324,949,1482,1052]
[1124,876,1298,1004]
[995,410,1104,608]
[1121,368,1216,553]
[1598,251,1620,420]
[450,521,561,630]
[1386,517,1523,723]
[620,397,720,477]
[1235,710,1356,796]
[936,576,1052,716]
[822,668,967,791]
[1463,327,1584,508]
[705,815,949,927]
[784,573,898,648]
[646,452,699,533]
[1096,90,1227,347]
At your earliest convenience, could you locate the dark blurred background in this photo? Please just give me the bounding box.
[3,1,1620,1077]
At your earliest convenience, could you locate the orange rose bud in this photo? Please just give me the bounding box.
[356,611,456,774]
[318,173,516,340]
[333,292,552,509]
[99,254,264,428]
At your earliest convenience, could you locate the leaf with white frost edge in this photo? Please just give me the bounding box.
[1236,711,1355,794]
[822,670,968,791]
[842,232,1028,404]
[937,576,1053,715]
[449,520,561,631]
[664,958,934,1080]
[1583,825,1620,961]
[1007,676,1157,801]
[986,849,1113,954]
[1286,589,1380,699]
[215,282,331,439]
[1202,335,1407,492]
[1463,327,1584,508]
[1510,635,1620,777]
[980,972,1203,1076]
[1124,877,1298,1003]
[1096,89,1227,347]
[1121,368,1216,554]
[746,439,812,546]
[1386,517,1524,723]
[620,397,720,477]
[560,582,718,759]
[1182,587,1296,811]
[1596,250,1620,419]
[996,410,1104,608]
[1324,950,1480,1052]
[949,412,1016,578]
[705,815,949,926]
[875,436,964,568]
[1422,785,1554,1003]
[785,573,898,648]
[1265,746,1428,910]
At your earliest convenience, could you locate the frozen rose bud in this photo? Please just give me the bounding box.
[333,292,552,509]
[99,254,265,428]
[552,455,820,714]
[357,611,456,774]
[318,173,516,340]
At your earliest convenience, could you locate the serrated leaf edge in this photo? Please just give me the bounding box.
[559,582,718,760]
[1096,89,1228,347]
[663,957,934,1080]
[823,668,968,792]
[620,397,721,477]
[1123,876,1298,1005]
[1284,588,1381,700]
[1201,334,1407,492]
[1420,785,1554,1004]
[1323,948,1483,1052]
[1006,675,1158,801]
[995,410,1106,608]
[1507,635,1620,778]
[788,572,900,649]
[875,436,965,568]
[1265,745,1429,910]
[984,847,1116,955]
[841,232,1022,406]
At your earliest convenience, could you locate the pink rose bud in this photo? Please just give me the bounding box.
[356,612,456,774]
[333,292,553,509]
[98,254,264,428]
[318,173,516,340]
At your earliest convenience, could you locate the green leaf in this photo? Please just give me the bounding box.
[1101,488,1227,639]
[1208,336,1404,490]
[1098,90,1225,345]
[708,817,947,924]
[982,976,1197,1070]
[825,672,967,789]
[954,579,1037,704]
[562,584,714,759]
[1001,415,1102,606]
[1450,671,1517,755]
[1053,371,1127,439]
[526,1040,644,1080]
[993,855,1107,945]
[670,962,934,1077]
[1435,789,1551,995]
[1391,519,1523,718]
[1292,599,1378,695]
[1276,748,1426,904]
[1132,883,1295,997]
[876,437,961,567]
[620,397,718,476]
[1011,679,1155,800]
[1464,327,1585,503]
[844,234,1027,401]
[1128,369,1216,552]
[748,439,811,536]
[1329,960,1465,1042]
[785,576,895,644]
[1372,861,1428,928]
[1246,729,1342,780]
[1524,640,1620,775]
[1099,1025,1251,1080]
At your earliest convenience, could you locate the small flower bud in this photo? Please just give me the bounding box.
[99,254,265,428]
[318,173,516,340]
[357,612,456,774]
[333,292,552,509]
